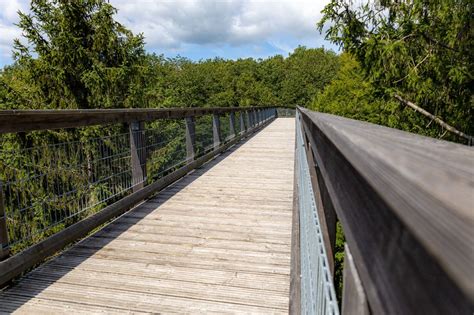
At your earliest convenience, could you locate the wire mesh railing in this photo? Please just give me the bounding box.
[296,111,339,315]
[0,108,278,258]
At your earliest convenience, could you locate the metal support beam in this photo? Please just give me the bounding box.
[185,117,196,163]
[212,114,221,149]
[129,121,146,192]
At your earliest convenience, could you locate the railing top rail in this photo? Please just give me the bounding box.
[298,106,474,311]
[0,106,288,134]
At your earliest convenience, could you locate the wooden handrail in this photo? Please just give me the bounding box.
[0,106,290,134]
[297,107,474,314]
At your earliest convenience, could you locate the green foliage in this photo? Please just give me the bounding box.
[334,221,345,304]
[312,53,403,128]
[133,49,338,109]
[281,46,339,107]
[6,0,145,109]
[318,0,473,142]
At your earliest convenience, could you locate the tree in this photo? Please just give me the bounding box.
[281,46,339,107]
[8,0,145,109]
[318,0,473,142]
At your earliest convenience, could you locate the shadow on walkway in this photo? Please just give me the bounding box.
[0,128,265,313]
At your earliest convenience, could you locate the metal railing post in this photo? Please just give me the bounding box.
[229,112,236,139]
[185,116,196,163]
[240,111,246,134]
[0,182,9,261]
[129,121,146,192]
[212,114,221,150]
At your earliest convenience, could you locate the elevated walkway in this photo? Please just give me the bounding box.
[0,118,295,314]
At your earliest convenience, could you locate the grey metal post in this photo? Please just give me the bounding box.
[129,121,146,192]
[185,116,196,163]
[240,111,246,134]
[246,111,251,130]
[229,112,236,139]
[0,182,9,261]
[212,114,221,149]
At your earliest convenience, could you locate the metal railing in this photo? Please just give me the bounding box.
[296,111,339,315]
[0,106,279,287]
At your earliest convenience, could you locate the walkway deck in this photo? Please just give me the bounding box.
[0,118,295,314]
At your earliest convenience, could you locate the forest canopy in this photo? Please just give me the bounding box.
[0,1,339,110]
[0,0,472,143]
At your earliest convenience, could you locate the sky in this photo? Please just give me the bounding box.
[0,0,338,67]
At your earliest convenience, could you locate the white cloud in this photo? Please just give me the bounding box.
[112,0,328,49]
[0,0,27,60]
[0,0,331,64]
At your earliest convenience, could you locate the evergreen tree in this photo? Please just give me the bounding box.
[9,0,145,109]
[318,0,473,140]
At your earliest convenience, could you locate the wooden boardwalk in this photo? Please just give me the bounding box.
[0,118,295,314]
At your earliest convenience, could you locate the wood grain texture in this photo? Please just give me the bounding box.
[0,118,295,314]
[299,107,474,314]
[0,106,285,134]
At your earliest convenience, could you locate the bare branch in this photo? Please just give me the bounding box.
[394,94,473,144]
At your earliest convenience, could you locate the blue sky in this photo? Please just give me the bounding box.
[0,0,338,67]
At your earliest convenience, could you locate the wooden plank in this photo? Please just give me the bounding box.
[22,270,289,309]
[43,256,290,292]
[342,244,369,315]
[240,111,246,134]
[300,107,474,313]
[185,116,196,162]
[212,113,221,149]
[97,223,292,245]
[0,106,286,134]
[0,118,295,313]
[129,121,146,192]
[229,112,236,138]
[305,139,336,274]
[2,281,287,314]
